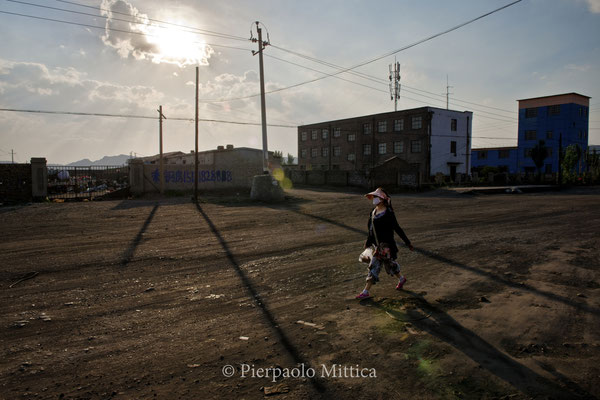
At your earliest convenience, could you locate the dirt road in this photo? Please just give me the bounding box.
[1,187,599,399]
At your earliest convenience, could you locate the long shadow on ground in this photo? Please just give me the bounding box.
[362,292,594,399]
[283,206,600,317]
[194,201,328,397]
[120,203,158,267]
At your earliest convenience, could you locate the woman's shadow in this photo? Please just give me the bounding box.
[360,291,594,399]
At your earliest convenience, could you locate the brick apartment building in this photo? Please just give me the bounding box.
[297,107,473,181]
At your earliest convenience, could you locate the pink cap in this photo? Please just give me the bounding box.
[365,188,388,200]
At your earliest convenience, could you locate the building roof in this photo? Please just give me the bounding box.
[139,151,185,162]
[517,93,590,108]
[298,106,472,128]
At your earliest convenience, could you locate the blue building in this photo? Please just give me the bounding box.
[471,146,518,173]
[473,93,590,174]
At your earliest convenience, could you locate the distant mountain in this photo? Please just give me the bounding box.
[67,154,130,166]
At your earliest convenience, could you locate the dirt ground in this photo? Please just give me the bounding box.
[1,187,599,400]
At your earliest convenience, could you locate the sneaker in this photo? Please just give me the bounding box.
[355,291,371,299]
[396,276,407,290]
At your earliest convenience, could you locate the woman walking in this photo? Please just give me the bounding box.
[356,187,413,300]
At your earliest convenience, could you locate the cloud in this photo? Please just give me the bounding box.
[99,0,214,67]
[584,0,600,13]
[0,59,165,111]
[565,63,591,72]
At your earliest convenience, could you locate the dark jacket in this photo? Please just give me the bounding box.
[365,208,411,259]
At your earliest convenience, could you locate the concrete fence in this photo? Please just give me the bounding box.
[285,168,416,190]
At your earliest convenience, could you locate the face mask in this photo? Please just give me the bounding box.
[373,197,381,205]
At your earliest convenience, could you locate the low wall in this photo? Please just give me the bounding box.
[0,158,47,203]
[130,151,264,194]
[0,164,32,203]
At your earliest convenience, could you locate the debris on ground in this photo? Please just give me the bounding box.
[295,320,324,330]
[262,383,289,395]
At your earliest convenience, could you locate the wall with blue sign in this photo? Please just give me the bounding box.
[129,147,267,193]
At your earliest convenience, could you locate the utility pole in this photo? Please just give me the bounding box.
[194,66,199,202]
[445,75,453,110]
[11,149,15,163]
[157,105,166,195]
[252,21,270,173]
[389,58,401,111]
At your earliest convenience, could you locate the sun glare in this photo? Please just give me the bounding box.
[146,24,212,67]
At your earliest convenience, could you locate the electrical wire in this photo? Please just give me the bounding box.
[197,0,522,102]
[0,107,296,128]
[7,0,248,42]
[0,10,253,52]
[53,0,248,41]
[269,44,518,118]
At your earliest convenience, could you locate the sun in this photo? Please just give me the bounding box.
[146,24,213,67]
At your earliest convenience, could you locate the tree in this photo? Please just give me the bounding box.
[272,150,283,162]
[285,153,295,165]
[561,144,582,184]
[530,140,547,182]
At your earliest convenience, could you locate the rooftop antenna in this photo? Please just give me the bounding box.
[389,57,401,111]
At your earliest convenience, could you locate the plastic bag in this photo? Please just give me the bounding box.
[359,246,375,264]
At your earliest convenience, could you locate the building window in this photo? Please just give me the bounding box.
[301,149,307,158]
[322,129,329,139]
[312,148,319,158]
[412,116,422,129]
[525,108,538,118]
[322,147,329,157]
[363,123,372,135]
[363,144,371,155]
[394,141,404,154]
[524,148,532,158]
[301,132,307,141]
[332,164,340,170]
[377,121,387,133]
[311,130,318,140]
[450,141,457,156]
[549,105,560,116]
[394,119,404,131]
[347,133,356,142]
[333,146,341,157]
[498,149,510,159]
[333,127,341,138]
[410,140,422,153]
[378,143,387,154]
[347,153,355,161]
[546,147,552,158]
[478,151,488,160]
[545,164,552,174]
[546,131,553,140]
[451,119,457,131]
[525,130,537,140]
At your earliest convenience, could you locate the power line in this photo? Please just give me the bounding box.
[197,0,522,102]
[266,52,519,124]
[0,107,296,128]
[270,45,518,116]
[52,0,249,41]
[8,0,248,42]
[0,10,253,52]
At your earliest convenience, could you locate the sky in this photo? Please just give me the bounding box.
[1,0,599,165]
